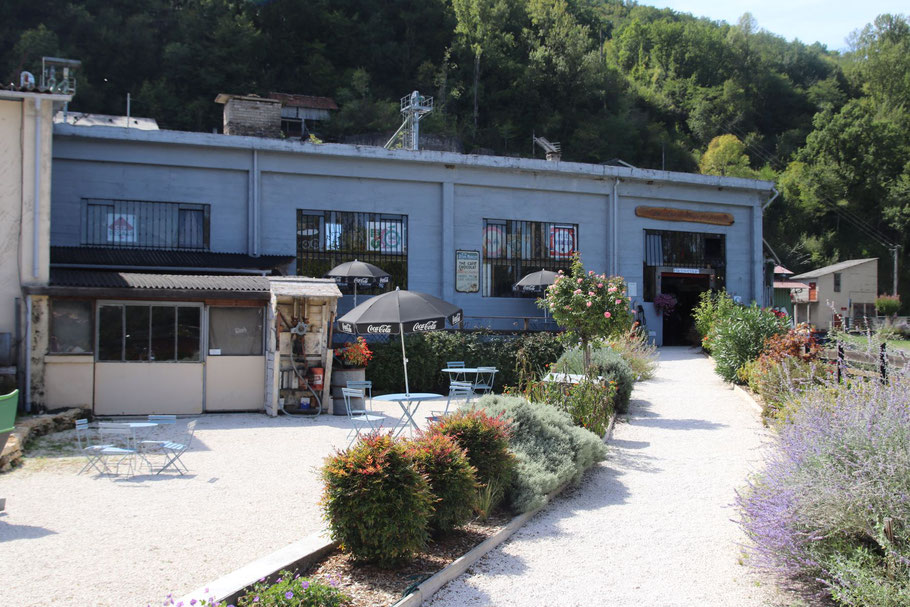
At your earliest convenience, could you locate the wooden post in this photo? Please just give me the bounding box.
[837,342,845,383]
[880,342,888,383]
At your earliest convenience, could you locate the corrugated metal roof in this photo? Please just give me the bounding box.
[50,269,271,292]
[773,265,793,275]
[774,281,809,289]
[268,92,338,111]
[791,258,877,279]
[269,277,342,299]
[51,247,294,272]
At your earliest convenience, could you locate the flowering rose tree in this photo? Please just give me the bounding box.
[539,253,634,371]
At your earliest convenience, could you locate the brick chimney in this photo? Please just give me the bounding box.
[214,93,281,137]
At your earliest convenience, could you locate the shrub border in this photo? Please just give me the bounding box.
[178,414,617,607]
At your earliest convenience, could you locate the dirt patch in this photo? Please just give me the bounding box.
[302,512,510,607]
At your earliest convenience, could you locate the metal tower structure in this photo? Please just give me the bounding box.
[384,91,433,151]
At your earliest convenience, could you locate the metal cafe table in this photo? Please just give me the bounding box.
[372,393,445,437]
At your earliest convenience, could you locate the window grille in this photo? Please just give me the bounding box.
[643,229,726,301]
[82,199,210,250]
[296,210,408,290]
[482,219,578,297]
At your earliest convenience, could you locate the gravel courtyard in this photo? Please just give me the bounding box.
[0,401,419,607]
[427,347,783,607]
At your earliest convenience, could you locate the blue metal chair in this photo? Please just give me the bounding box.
[341,388,384,448]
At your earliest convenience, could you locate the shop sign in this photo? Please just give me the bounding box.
[456,250,480,293]
[549,225,576,258]
[367,222,403,253]
[107,213,136,243]
[482,225,506,258]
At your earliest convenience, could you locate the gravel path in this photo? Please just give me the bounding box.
[0,399,434,607]
[428,347,781,607]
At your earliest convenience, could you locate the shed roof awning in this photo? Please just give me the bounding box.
[773,281,809,289]
[50,246,295,274]
[269,277,342,299]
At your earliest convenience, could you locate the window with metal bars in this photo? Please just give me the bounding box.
[482,219,578,297]
[642,229,726,301]
[296,210,408,290]
[82,199,210,250]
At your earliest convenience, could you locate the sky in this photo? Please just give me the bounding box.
[644,0,908,51]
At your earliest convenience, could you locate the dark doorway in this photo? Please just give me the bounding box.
[660,273,712,346]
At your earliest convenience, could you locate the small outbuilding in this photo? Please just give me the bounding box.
[790,258,878,329]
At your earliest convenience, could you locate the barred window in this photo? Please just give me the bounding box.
[296,210,407,289]
[642,230,726,301]
[482,219,577,297]
[83,199,210,250]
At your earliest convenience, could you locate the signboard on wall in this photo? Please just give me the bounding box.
[482,225,506,258]
[549,225,576,258]
[456,250,480,293]
[367,221,403,253]
[107,213,136,243]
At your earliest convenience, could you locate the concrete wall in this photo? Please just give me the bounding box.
[94,362,203,415]
[44,354,94,409]
[52,126,773,341]
[206,356,266,411]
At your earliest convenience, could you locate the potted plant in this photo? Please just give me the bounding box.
[331,337,373,415]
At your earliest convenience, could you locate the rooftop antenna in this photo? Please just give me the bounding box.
[385,90,433,151]
[533,135,561,161]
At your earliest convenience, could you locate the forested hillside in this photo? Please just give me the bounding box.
[3,1,908,307]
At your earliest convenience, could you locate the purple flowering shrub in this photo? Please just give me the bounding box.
[738,374,910,606]
[171,573,349,607]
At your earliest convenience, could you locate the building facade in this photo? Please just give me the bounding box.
[791,258,878,329]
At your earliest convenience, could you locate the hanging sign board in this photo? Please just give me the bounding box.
[367,221,404,253]
[635,206,734,226]
[549,225,576,258]
[456,250,480,293]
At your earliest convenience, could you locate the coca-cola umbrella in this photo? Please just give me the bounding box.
[513,269,558,293]
[336,287,463,394]
[325,259,390,307]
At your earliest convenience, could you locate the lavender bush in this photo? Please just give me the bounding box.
[738,374,910,605]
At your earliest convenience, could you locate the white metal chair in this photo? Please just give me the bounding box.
[345,381,374,412]
[473,367,498,395]
[156,420,197,476]
[446,361,466,382]
[137,415,178,471]
[96,422,138,476]
[428,381,474,422]
[341,387,385,448]
[74,418,112,475]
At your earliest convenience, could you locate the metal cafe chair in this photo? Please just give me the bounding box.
[345,381,375,412]
[446,361,467,382]
[341,388,385,448]
[473,367,498,395]
[137,415,178,471]
[96,422,138,476]
[156,420,197,475]
[428,381,474,423]
[74,419,112,475]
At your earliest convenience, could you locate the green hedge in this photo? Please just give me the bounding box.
[554,346,636,413]
[365,331,565,393]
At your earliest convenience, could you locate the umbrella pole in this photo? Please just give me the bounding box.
[400,323,410,395]
[354,282,358,308]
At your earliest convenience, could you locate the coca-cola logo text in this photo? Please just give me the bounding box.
[412,320,438,331]
[451,312,462,325]
[339,322,355,333]
[366,324,392,334]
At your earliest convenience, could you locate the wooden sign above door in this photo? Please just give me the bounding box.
[635,206,734,226]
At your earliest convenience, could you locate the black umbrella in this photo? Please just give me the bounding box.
[337,287,462,394]
[325,259,390,307]
[513,269,558,292]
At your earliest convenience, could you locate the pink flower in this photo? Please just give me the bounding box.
[597,283,603,288]
[558,269,564,274]
[604,311,612,318]
[577,278,583,284]
[588,270,595,275]
[574,289,582,294]
[616,298,623,304]
[608,286,617,293]
[565,305,572,310]
[586,301,592,307]
[588,291,595,296]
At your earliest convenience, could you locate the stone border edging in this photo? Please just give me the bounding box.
[1,408,84,472]
[180,414,618,607]
[732,384,763,416]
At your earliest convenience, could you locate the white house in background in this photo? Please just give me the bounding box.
[791,258,878,329]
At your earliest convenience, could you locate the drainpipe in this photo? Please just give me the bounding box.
[32,98,42,279]
[24,296,32,413]
[249,148,261,257]
[762,187,779,211]
[612,178,620,276]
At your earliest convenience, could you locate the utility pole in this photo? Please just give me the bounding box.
[893,245,901,296]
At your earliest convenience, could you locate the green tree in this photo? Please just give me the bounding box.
[698,134,757,178]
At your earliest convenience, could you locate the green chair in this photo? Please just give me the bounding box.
[0,389,18,512]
